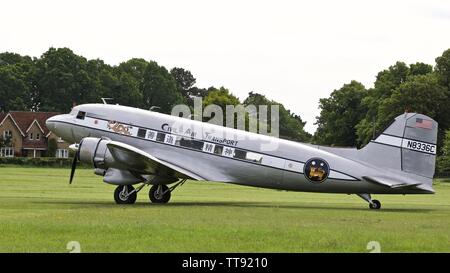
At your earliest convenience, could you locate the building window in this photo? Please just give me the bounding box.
[29,132,33,140]
[56,149,69,158]
[0,147,14,157]
[3,130,12,139]
[36,133,40,140]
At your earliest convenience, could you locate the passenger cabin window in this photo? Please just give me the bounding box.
[233,149,247,160]
[179,138,204,150]
[76,111,86,120]
[214,145,224,155]
[137,128,147,138]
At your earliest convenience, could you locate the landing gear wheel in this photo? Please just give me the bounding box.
[114,185,137,204]
[149,185,171,203]
[369,200,381,210]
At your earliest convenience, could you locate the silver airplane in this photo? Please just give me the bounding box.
[45,104,438,209]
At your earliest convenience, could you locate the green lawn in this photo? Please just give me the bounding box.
[0,166,449,253]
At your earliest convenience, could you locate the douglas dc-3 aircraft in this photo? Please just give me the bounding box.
[46,104,438,209]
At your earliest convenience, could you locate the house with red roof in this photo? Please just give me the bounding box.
[0,111,70,158]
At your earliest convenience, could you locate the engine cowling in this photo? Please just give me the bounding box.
[77,137,147,185]
[78,137,110,170]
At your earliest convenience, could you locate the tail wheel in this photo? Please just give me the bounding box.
[114,185,137,204]
[369,199,381,210]
[149,185,171,203]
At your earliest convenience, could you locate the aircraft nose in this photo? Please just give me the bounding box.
[45,116,58,132]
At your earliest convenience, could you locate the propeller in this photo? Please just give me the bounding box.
[68,142,81,184]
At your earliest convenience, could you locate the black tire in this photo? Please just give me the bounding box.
[369,199,381,210]
[114,185,137,204]
[149,185,171,203]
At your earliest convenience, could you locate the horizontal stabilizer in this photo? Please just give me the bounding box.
[362,176,421,189]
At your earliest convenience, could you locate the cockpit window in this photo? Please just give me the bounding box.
[76,111,86,120]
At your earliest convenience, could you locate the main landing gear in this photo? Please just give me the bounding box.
[113,179,187,205]
[357,193,381,210]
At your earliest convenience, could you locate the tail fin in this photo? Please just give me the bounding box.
[359,113,438,180]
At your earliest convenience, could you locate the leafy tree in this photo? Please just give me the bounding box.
[34,47,100,112]
[314,81,367,147]
[117,58,148,82]
[0,52,35,111]
[47,138,57,157]
[142,61,184,113]
[188,86,210,98]
[410,62,433,76]
[356,61,434,145]
[435,48,450,90]
[170,67,196,96]
[437,129,450,173]
[111,58,151,108]
[378,73,449,139]
[0,52,34,66]
[170,67,204,108]
[113,71,143,107]
[200,87,240,125]
[203,87,240,110]
[0,65,31,112]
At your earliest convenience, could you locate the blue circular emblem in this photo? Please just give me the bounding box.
[304,158,329,183]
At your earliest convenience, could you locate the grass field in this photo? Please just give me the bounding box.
[0,166,449,253]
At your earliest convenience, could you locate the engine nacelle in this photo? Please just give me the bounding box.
[78,137,110,170]
[77,137,147,185]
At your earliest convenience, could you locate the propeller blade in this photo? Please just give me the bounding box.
[69,153,77,184]
[69,139,83,185]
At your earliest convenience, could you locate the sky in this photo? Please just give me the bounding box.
[1,0,450,133]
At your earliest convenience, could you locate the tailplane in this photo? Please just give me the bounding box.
[358,113,437,191]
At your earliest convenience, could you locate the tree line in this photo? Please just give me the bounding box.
[314,48,450,173]
[0,47,311,142]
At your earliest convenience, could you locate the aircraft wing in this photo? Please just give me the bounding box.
[106,141,205,180]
